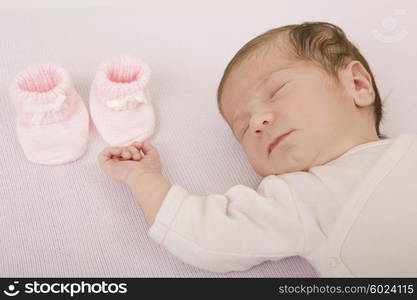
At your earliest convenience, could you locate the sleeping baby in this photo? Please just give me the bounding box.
[98,21,417,277]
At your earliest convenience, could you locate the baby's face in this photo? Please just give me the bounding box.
[220,48,377,176]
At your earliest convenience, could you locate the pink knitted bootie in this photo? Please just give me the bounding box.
[89,55,155,146]
[10,63,89,165]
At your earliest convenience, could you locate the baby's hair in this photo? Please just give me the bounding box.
[217,21,387,139]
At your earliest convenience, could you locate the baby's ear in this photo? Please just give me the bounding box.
[342,60,375,107]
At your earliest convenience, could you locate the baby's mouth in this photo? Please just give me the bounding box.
[268,130,293,154]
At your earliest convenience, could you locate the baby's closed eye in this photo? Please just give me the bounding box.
[269,80,291,99]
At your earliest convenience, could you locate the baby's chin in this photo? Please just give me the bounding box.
[255,153,311,176]
[253,162,292,177]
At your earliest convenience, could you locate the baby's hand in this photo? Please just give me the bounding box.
[98,140,162,185]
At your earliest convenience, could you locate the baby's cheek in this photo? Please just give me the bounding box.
[245,148,267,169]
[284,144,311,172]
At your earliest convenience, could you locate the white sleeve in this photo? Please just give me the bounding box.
[147,176,305,273]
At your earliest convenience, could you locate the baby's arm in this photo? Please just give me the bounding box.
[126,172,171,226]
[98,141,305,273]
[147,177,305,273]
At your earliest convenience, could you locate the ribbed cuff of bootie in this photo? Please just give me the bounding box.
[10,63,77,126]
[91,55,151,111]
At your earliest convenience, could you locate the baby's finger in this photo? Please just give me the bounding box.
[141,140,159,158]
[128,146,142,160]
[102,147,122,157]
[98,147,122,164]
[121,148,132,160]
[132,141,145,151]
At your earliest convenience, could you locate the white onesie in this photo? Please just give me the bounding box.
[148,133,417,276]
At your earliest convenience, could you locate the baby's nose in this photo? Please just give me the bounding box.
[251,113,273,134]
[254,120,270,133]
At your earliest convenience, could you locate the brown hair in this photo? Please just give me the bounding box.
[217,21,387,139]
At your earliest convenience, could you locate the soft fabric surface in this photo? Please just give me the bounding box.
[0,0,416,277]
